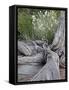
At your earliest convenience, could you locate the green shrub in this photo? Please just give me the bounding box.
[18,8,60,44]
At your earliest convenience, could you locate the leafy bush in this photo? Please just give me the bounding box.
[18,8,60,44]
[18,8,33,40]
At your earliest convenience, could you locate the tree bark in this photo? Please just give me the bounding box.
[52,11,65,49]
[51,11,65,67]
[18,41,44,56]
[18,41,32,56]
[18,52,44,65]
[31,48,60,81]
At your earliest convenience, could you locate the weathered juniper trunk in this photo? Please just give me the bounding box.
[18,41,47,82]
[51,11,65,67]
[18,49,45,82]
[18,52,44,64]
[18,41,60,81]
[18,40,44,56]
[18,41,32,56]
[31,46,60,81]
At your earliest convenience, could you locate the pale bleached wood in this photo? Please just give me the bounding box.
[18,40,44,56]
[31,47,60,81]
[51,11,65,49]
[18,52,44,64]
[51,11,65,67]
[18,41,32,56]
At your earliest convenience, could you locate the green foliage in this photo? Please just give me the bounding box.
[32,10,60,44]
[18,8,60,44]
[18,8,33,40]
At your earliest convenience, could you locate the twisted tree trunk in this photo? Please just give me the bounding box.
[31,47,60,81]
[51,11,65,67]
[18,52,44,64]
